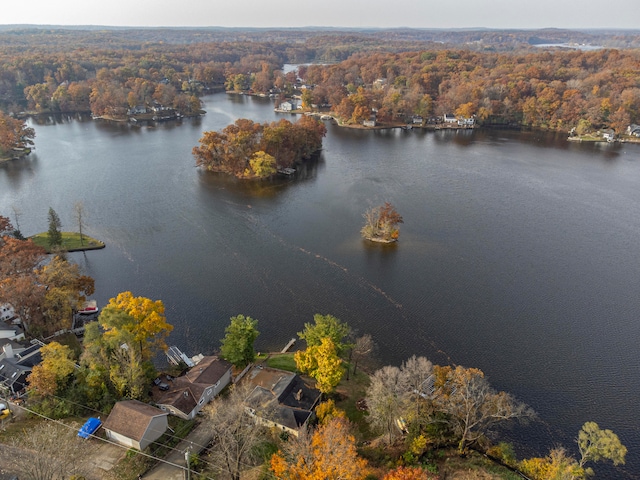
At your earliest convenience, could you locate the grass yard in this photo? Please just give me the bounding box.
[30,231,105,253]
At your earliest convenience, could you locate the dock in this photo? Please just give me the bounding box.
[281,338,296,353]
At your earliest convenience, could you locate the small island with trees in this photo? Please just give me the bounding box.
[361,202,404,243]
[192,116,326,179]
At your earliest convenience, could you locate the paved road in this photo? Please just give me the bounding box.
[143,420,213,480]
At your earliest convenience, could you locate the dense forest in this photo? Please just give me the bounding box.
[0,27,638,136]
[193,116,326,178]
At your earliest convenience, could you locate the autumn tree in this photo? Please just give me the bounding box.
[520,448,586,480]
[271,417,368,480]
[98,291,173,360]
[577,421,627,470]
[298,313,351,357]
[295,336,345,394]
[0,217,47,333]
[47,207,63,248]
[37,254,95,334]
[432,365,535,452]
[361,202,403,242]
[220,314,259,368]
[383,466,439,480]
[28,341,76,397]
[0,111,35,157]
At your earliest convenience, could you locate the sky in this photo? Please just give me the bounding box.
[1,0,639,30]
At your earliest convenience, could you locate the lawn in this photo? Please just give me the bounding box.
[265,353,298,372]
[29,231,105,253]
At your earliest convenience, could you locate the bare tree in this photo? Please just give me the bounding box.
[365,365,409,444]
[400,355,434,420]
[73,201,87,245]
[204,385,268,480]
[351,333,375,376]
[5,420,90,480]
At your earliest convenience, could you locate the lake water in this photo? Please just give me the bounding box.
[2,94,640,477]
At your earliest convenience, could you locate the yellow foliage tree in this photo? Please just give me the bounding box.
[383,466,436,480]
[99,291,173,360]
[295,337,344,394]
[28,342,76,396]
[246,150,276,178]
[315,399,347,426]
[520,448,586,480]
[270,417,368,480]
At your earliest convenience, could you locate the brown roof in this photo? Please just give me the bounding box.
[156,356,231,415]
[183,356,232,385]
[102,400,167,441]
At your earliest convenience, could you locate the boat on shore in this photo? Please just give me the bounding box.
[77,300,99,315]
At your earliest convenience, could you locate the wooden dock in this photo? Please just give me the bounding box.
[281,338,296,353]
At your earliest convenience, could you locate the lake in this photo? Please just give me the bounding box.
[2,94,639,477]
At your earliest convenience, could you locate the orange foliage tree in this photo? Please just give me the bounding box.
[270,417,368,480]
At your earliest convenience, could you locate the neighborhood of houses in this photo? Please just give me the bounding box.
[1,302,321,459]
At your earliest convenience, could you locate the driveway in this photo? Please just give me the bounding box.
[143,420,213,480]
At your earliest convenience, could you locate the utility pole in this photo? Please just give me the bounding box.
[184,446,191,480]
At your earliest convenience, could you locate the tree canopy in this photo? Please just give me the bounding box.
[98,291,173,360]
[220,314,260,368]
[193,116,326,178]
[297,313,351,356]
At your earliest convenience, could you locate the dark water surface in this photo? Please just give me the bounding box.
[2,94,640,476]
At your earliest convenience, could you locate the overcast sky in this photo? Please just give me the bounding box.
[1,0,639,30]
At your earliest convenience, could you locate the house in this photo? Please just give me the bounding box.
[412,115,424,125]
[602,129,615,142]
[102,400,168,451]
[457,117,475,127]
[443,113,457,123]
[241,365,321,437]
[0,304,16,323]
[0,321,24,341]
[156,356,232,420]
[627,124,640,137]
[127,105,148,115]
[373,78,387,90]
[0,342,42,397]
[278,101,293,112]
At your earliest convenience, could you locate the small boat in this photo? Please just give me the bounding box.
[78,300,99,315]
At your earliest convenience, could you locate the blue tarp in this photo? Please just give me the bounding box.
[78,417,101,439]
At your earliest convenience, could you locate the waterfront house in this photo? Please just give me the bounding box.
[102,400,168,451]
[241,365,321,437]
[279,101,293,112]
[602,129,615,142]
[443,113,457,123]
[627,124,640,136]
[156,356,232,420]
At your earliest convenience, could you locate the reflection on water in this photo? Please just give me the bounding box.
[2,94,640,478]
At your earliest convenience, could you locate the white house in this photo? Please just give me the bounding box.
[443,113,457,123]
[278,101,293,112]
[102,400,168,451]
[156,356,232,420]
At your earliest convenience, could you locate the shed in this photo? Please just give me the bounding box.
[102,400,168,450]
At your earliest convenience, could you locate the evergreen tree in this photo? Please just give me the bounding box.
[47,207,62,247]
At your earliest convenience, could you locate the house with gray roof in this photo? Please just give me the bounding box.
[156,356,232,420]
[102,400,168,451]
[241,365,321,436]
[0,341,42,397]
